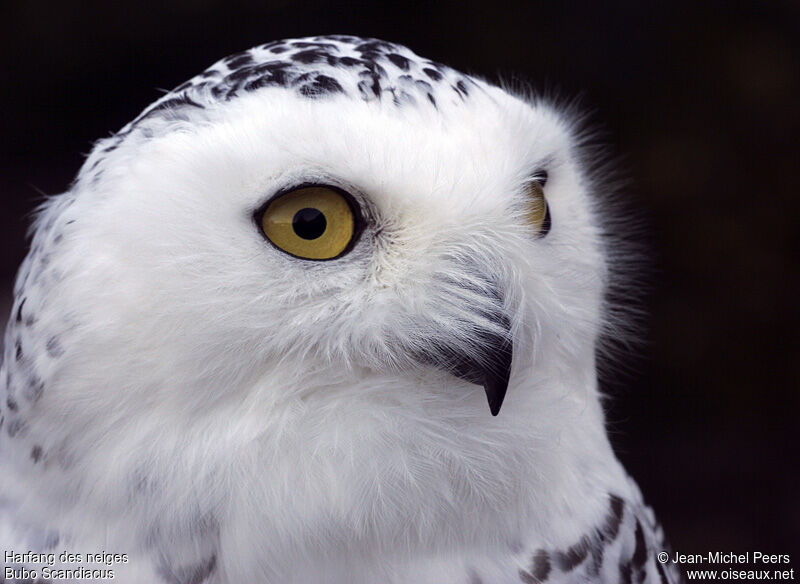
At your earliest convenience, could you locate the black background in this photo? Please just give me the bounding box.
[1,0,797,556]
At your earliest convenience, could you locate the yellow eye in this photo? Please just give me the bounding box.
[524,181,550,237]
[259,186,357,260]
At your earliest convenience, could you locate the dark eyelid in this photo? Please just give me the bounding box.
[531,169,548,187]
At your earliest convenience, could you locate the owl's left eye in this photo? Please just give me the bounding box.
[258,185,359,260]
[524,179,551,238]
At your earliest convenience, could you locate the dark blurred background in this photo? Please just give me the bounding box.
[1,0,797,557]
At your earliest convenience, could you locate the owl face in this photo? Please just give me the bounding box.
[2,38,621,570]
[43,88,601,418]
[12,37,608,449]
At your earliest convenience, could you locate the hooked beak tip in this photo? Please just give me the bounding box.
[482,341,512,416]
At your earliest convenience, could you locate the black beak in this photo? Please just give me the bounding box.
[415,291,513,416]
[443,329,513,416]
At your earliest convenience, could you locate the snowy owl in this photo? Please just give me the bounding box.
[1,36,681,583]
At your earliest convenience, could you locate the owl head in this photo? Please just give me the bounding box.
[3,37,628,560]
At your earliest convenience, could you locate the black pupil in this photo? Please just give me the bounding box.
[292,208,327,240]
